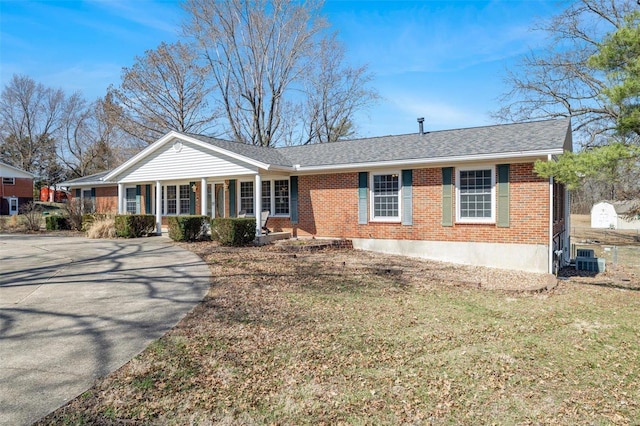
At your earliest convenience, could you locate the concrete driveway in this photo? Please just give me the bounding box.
[0,234,211,425]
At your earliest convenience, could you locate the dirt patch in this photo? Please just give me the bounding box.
[186,240,554,292]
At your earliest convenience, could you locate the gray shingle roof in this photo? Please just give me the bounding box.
[187,134,292,167]
[60,171,111,186]
[66,119,570,184]
[279,119,570,167]
[189,119,570,169]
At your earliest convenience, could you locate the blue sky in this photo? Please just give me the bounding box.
[0,0,562,137]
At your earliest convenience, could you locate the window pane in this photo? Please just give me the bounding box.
[459,170,492,218]
[261,180,271,213]
[180,185,190,214]
[126,187,137,214]
[373,174,399,218]
[240,181,254,214]
[167,186,177,215]
[274,180,289,215]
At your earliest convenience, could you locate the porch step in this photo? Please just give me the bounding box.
[255,232,291,245]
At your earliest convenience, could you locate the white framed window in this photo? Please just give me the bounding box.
[240,181,254,214]
[166,186,177,215]
[274,179,289,215]
[370,171,401,222]
[2,177,15,185]
[125,187,137,214]
[261,180,271,213]
[162,184,192,215]
[179,184,190,214]
[237,178,290,217]
[456,166,495,223]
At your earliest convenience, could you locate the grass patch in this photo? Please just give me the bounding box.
[36,247,640,425]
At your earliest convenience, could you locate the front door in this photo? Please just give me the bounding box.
[214,183,225,218]
[8,197,18,216]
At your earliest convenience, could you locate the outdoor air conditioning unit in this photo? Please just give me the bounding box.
[575,257,606,273]
[576,248,595,258]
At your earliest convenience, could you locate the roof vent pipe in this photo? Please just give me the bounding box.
[417,117,425,135]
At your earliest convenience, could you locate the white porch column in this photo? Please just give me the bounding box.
[117,183,124,214]
[255,174,262,236]
[155,180,162,235]
[201,177,207,217]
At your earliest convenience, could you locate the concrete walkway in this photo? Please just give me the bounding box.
[0,234,211,425]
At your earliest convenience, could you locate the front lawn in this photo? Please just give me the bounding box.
[38,246,640,425]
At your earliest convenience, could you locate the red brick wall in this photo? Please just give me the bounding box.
[70,163,554,245]
[68,186,118,214]
[95,186,118,213]
[0,177,33,198]
[275,163,551,245]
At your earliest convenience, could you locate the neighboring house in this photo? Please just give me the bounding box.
[62,119,572,274]
[0,161,34,216]
[591,201,640,230]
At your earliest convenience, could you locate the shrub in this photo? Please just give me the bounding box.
[211,217,256,246]
[63,199,84,231]
[86,217,116,239]
[82,213,110,232]
[8,214,19,229]
[114,214,156,238]
[167,215,209,242]
[20,202,43,231]
[45,215,70,231]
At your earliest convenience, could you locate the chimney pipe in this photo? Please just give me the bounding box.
[417,117,425,135]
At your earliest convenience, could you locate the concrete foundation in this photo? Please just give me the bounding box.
[351,238,549,273]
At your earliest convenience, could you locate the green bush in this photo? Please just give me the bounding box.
[211,217,256,246]
[167,215,209,242]
[45,215,70,231]
[114,214,156,238]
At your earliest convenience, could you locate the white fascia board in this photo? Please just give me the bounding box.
[293,149,565,173]
[62,180,114,188]
[104,131,279,181]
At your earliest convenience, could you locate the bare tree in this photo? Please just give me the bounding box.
[56,94,130,179]
[110,41,218,145]
[301,36,378,144]
[57,93,95,178]
[183,0,377,147]
[495,0,639,147]
[0,74,65,176]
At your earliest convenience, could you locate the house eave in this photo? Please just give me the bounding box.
[293,149,565,173]
[60,180,115,188]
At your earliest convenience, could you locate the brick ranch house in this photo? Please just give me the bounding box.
[63,119,572,274]
[0,161,34,216]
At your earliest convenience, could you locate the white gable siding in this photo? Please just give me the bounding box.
[116,140,256,183]
[0,163,33,178]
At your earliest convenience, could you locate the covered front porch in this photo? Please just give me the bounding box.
[101,132,299,242]
[113,176,291,243]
